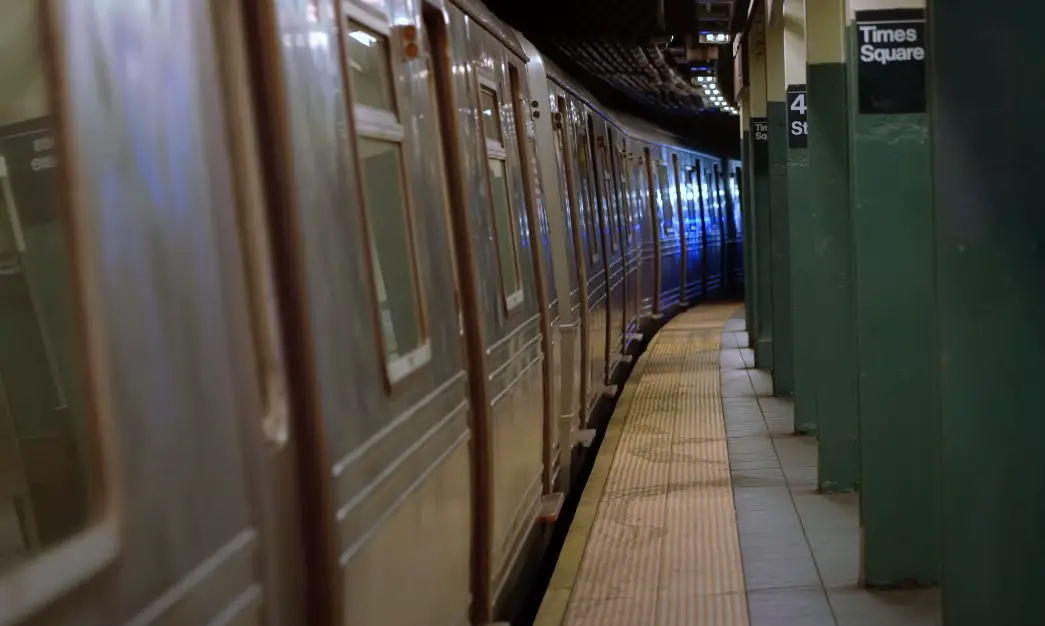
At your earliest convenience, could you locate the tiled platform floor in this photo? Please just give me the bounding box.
[535,306,942,626]
[721,314,942,626]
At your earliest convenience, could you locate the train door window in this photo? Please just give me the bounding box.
[599,146,618,254]
[656,161,674,235]
[553,95,585,272]
[344,16,430,384]
[671,154,684,231]
[605,149,621,254]
[616,150,631,245]
[478,76,524,311]
[696,161,707,235]
[0,1,118,618]
[576,131,600,265]
[688,167,699,235]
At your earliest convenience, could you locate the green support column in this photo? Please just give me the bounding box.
[931,4,1045,623]
[766,3,793,395]
[748,11,774,371]
[806,0,858,492]
[784,0,814,431]
[740,103,756,345]
[847,0,938,587]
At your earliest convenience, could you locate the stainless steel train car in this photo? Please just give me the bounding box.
[0,0,742,625]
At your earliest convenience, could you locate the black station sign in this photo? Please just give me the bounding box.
[855,9,926,115]
[786,84,807,149]
[751,117,768,169]
[0,116,59,227]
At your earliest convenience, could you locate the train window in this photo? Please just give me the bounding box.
[576,134,600,265]
[554,96,586,271]
[601,146,619,254]
[0,0,118,619]
[344,16,430,383]
[657,162,674,235]
[477,77,523,311]
[480,88,502,143]
[346,23,397,114]
[488,158,520,299]
[672,154,685,232]
[617,151,632,245]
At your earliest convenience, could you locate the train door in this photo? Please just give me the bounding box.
[714,163,728,290]
[584,118,614,387]
[214,3,319,624]
[506,65,561,500]
[632,150,653,323]
[552,96,592,429]
[687,165,703,302]
[0,2,315,625]
[671,154,687,305]
[642,148,663,315]
[696,161,711,299]
[616,143,639,345]
[594,124,624,376]
[575,118,606,412]
[420,6,501,621]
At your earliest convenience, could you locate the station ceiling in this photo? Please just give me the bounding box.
[484,0,742,156]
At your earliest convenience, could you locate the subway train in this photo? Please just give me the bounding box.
[0,0,741,625]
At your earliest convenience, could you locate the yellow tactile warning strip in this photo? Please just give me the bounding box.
[535,304,748,626]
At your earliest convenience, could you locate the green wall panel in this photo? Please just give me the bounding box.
[767,102,793,395]
[787,139,815,434]
[741,131,755,343]
[806,62,858,492]
[929,3,1042,622]
[751,118,774,369]
[848,18,939,587]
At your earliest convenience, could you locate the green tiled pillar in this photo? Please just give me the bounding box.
[805,0,858,492]
[740,105,756,346]
[847,0,939,587]
[930,3,1045,623]
[766,4,793,396]
[748,11,774,371]
[784,0,810,420]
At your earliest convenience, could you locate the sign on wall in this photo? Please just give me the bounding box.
[855,9,926,115]
[752,118,768,169]
[1,116,59,227]
[786,85,807,149]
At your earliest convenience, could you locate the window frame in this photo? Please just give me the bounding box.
[342,5,432,387]
[476,71,524,313]
[598,140,620,254]
[671,153,686,236]
[0,42,120,626]
[655,159,675,236]
[575,130,601,266]
[616,147,632,246]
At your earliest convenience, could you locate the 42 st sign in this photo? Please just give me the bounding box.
[786,85,807,149]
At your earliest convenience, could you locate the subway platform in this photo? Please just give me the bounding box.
[534,304,941,626]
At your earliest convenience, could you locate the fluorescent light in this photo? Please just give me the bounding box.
[349,30,376,46]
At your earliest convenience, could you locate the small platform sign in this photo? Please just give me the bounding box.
[855,9,926,115]
[751,118,768,168]
[0,116,59,226]
[786,85,807,149]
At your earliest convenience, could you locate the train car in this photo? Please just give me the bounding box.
[0,1,740,625]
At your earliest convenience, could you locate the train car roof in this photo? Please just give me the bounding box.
[445,0,728,161]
